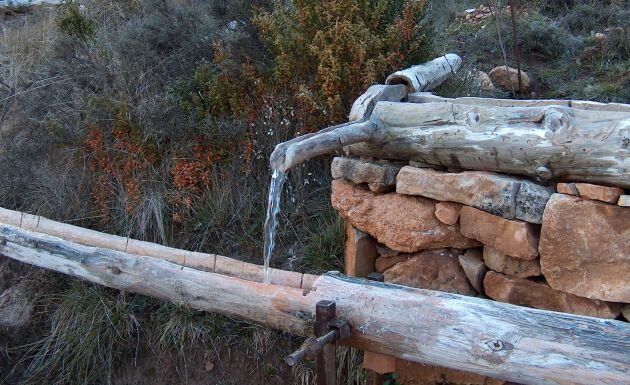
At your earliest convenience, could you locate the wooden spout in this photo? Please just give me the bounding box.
[269,120,376,172]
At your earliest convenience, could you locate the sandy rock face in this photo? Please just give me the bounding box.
[375,255,409,273]
[434,201,462,225]
[539,194,630,302]
[459,206,539,260]
[484,271,620,319]
[488,65,531,92]
[458,250,487,294]
[383,249,476,296]
[331,179,479,253]
[396,167,550,223]
[483,246,541,278]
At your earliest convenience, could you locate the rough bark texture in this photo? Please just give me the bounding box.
[2,223,629,385]
[539,194,630,302]
[331,179,480,253]
[348,102,630,188]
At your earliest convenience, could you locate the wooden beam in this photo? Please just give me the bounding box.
[0,223,628,385]
[385,54,462,92]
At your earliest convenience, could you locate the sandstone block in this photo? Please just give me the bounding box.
[332,179,479,253]
[459,206,539,260]
[458,251,487,294]
[396,359,505,385]
[435,201,462,225]
[484,271,620,318]
[483,246,540,278]
[363,351,397,374]
[574,183,624,203]
[344,223,378,278]
[375,255,409,273]
[384,249,476,296]
[396,167,549,223]
[556,182,579,196]
[331,157,401,193]
[376,244,399,258]
[476,71,494,91]
[623,304,630,321]
[488,65,531,92]
[540,194,630,302]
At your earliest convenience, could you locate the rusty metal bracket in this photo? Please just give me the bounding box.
[285,300,350,385]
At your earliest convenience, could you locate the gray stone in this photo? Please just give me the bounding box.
[0,286,33,328]
[515,182,552,224]
[331,157,402,193]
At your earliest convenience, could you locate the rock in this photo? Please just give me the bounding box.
[459,206,540,260]
[344,224,378,278]
[376,244,399,258]
[458,252,487,294]
[384,249,476,296]
[484,271,620,319]
[396,359,505,385]
[619,195,630,207]
[363,351,397,374]
[515,182,553,224]
[623,305,630,321]
[593,32,606,42]
[488,65,531,93]
[476,71,494,91]
[556,182,579,195]
[435,202,462,225]
[396,167,550,223]
[375,255,410,273]
[574,183,624,204]
[332,179,480,253]
[0,286,33,328]
[331,157,402,193]
[539,194,630,302]
[483,246,540,278]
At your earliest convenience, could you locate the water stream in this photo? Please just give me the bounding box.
[262,169,286,284]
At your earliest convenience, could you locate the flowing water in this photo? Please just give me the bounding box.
[262,169,286,284]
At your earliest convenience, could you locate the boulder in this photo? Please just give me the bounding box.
[375,255,409,273]
[484,271,620,319]
[556,182,579,196]
[539,194,630,302]
[434,202,462,225]
[396,167,550,223]
[458,250,487,294]
[331,157,402,193]
[476,71,494,91]
[396,359,505,385]
[384,249,476,296]
[483,247,541,278]
[0,286,33,328]
[459,206,540,260]
[488,65,531,93]
[574,183,624,204]
[332,179,479,253]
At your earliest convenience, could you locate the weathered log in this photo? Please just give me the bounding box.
[408,92,630,112]
[1,223,629,385]
[0,207,316,290]
[349,84,407,121]
[385,54,462,92]
[350,101,630,187]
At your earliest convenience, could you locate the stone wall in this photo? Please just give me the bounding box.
[330,156,629,385]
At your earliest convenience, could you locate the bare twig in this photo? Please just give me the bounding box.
[509,0,523,95]
[489,0,515,97]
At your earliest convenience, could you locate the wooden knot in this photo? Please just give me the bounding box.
[536,166,553,181]
[542,108,569,133]
[466,111,480,125]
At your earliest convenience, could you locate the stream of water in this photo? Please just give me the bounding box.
[262,169,286,284]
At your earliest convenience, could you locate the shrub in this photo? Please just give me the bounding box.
[55,0,95,40]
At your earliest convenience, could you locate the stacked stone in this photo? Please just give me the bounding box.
[331,156,628,385]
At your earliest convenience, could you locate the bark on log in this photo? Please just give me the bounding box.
[385,54,462,92]
[348,101,630,187]
[1,223,628,385]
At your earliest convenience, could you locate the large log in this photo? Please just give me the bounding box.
[385,54,462,92]
[1,223,628,385]
[271,101,630,186]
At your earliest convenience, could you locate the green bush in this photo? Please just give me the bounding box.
[55,0,95,40]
